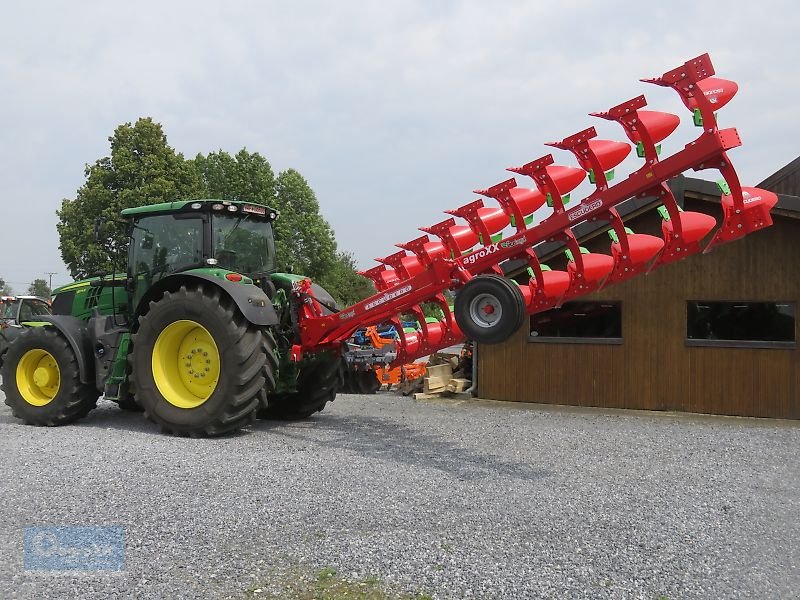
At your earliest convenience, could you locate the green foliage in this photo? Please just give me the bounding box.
[320,251,376,308]
[273,170,374,305]
[194,149,276,204]
[193,150,374,306]
[0,276,12,295]
[272,169,336,279]
[27,278,51,298]
[57,119,375,307]
[57,118,205,278]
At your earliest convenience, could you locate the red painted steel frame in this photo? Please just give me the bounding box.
[293,53,775,364]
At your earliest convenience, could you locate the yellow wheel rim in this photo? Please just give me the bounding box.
[152,320,220,409]
[16,349,61,406]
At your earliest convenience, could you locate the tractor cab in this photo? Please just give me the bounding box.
[122,199,279,311]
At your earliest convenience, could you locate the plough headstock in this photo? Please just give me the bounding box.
[299,53,778,366]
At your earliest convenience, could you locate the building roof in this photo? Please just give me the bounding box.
[757,155,800,197]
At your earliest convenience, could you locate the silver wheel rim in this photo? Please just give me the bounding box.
[469,293,502,328]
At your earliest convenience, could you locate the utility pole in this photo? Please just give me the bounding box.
[44,272,57,291]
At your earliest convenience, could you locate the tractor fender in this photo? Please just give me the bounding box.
[35,316,94,385]
[309,283,339,314]
[135,273,280,327]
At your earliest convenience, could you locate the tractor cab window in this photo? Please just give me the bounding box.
[212,214,275,275]
[19,300,51,321]
[18,301,33,321]
[1,299,19,321]
[130,215,204,291]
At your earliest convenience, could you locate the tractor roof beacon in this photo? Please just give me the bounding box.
[1,54,779,436]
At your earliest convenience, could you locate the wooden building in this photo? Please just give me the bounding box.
[477,160,800,419]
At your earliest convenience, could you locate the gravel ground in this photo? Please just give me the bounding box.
[0,389,798,599]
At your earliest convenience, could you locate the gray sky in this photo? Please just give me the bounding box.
[1,0,797,293]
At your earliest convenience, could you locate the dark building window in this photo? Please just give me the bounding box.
[687,301,796,348]
[530,301,622,344]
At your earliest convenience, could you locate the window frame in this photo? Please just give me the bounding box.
[528,300,624,345]
[685,300,797,350]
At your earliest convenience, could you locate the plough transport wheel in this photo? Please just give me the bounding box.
[454,275,526,344]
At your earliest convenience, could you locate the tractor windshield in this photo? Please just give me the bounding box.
[212,214,276,275]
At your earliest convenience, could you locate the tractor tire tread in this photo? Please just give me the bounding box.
[130,284,276,437]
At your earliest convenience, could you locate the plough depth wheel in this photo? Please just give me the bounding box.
[454,275,525,344]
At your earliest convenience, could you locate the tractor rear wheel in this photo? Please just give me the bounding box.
[1,326,98,426]
[130,285,276,436]
[260,353,344,420]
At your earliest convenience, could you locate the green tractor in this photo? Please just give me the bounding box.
[0,199,344,436]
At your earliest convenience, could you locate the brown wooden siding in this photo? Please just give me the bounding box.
[478,210,800,419]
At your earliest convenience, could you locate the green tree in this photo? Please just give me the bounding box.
[273,170,375,305]
[57,118,204,278]
[0,276,12,295]
[194,149,275,203]
[27,278,51,298]
[57,121,373,306]
[321,251,375,308]
[193,151,373,305]
[273,169,338,280]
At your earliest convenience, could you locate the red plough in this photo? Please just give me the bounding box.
[292,53,778,365]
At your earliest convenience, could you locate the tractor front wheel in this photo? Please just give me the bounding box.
[1,326,98,426]
[130,285,276,436]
